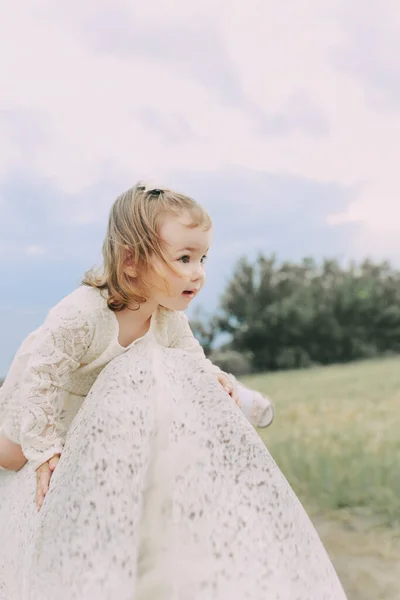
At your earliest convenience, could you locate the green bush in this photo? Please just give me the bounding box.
[275,347,314,370]
[208,350,252,376]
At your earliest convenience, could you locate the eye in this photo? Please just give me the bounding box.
[201,255,208,264]
[178,255,190,264]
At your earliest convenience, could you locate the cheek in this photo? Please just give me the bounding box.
[171,271,187,287]
[144,261,170,291]
[159,265,187,294]
[172,262,189,278]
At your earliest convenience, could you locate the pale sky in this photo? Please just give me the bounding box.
[1,0,400,374]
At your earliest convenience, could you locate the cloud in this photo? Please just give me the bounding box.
[0,171,114,263]
[332,1,400,112]
[2,0,400,373]
[0,164,356,267]
[25,245,46,256]
[138,109,195,144]
[258,93,329,138]
[0,0,398,259]
[75,4,246,108]
[169,166,359,262]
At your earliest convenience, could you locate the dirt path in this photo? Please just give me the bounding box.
[311,510,400,600]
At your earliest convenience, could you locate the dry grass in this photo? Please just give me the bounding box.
[243,357,400,600]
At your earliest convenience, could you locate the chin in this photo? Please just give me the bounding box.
[175,298,193,310]
[159,297,192,312]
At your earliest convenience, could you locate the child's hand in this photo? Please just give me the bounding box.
[216,372,241,408]
[35,453,61,512]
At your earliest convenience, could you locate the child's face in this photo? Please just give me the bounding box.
[145,211,212,311]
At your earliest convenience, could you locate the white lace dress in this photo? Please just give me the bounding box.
[0,286,222,470]
[0,288,348,599]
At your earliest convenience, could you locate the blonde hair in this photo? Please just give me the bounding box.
[82,182,212,311]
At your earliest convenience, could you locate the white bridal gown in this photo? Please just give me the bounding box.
[0,332,348,600]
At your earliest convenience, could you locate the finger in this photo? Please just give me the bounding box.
[36,485,44,511]
[231,389,241,407]
[41,471,50,496]
[37,464,50,492]
[49,455,60,471]
[222,380,232,391]
[38,472,51,511]
[36,462,49,511]
[225,385,241,407]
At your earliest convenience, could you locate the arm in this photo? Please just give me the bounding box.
[20,303,94,471]
[168,310,222,376]
[168,311,241,405]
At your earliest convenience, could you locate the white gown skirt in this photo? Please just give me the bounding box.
[0,336,347,599]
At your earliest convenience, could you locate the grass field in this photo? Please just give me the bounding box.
[243,357,400,600]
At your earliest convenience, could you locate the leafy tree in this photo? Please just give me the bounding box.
[189,306,219,356]
[215,255,400,371]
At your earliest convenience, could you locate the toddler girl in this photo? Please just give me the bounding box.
[0,182,273,510]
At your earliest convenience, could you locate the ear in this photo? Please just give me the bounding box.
[123,247,137,278]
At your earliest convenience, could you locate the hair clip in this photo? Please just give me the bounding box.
[136,182,163,196]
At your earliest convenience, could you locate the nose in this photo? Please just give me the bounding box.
[191,262,204,281]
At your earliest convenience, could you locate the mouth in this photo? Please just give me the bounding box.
[182,289,198,298]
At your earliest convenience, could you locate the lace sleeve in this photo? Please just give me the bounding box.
[20,304,94,470]
[168,311,222,376]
